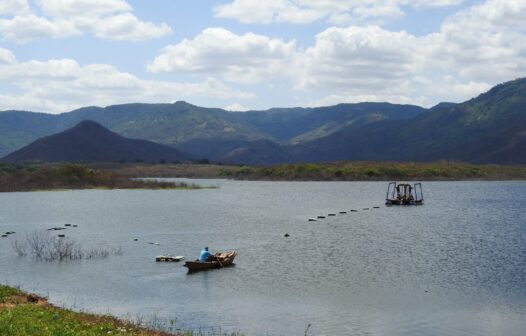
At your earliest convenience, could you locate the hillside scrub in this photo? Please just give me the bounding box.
[0,164,200,192]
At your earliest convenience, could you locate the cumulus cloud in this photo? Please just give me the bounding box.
[0,50,255,113]
[224,103,250,111]
[0,47,16,64]
[0,0,30,16]
[80,13,172,41]
[296,0,526,106]
[434,0,526,82]
[0,0,171,42]
[0,15,79,43]
[149,0,526,108]
[148,27,297,83]
[298,26,419,90]
[38,0,132,17]
[214,0,464,25]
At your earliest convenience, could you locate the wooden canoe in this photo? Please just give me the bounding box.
[184,251,236,272]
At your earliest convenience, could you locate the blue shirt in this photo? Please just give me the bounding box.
[199,249,212,262]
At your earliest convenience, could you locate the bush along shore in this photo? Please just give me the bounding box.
[0,164,201,192]
[0,285,243,336]
[113,161,526,181]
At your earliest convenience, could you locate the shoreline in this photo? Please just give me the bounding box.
[0,284,173,335]
[0,164,204,193]
[0,284,241,335]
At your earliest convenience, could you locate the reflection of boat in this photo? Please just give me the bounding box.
[385,182,424,205]
[184,251,237,272]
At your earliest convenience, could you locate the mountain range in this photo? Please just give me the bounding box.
[0,78,525,165]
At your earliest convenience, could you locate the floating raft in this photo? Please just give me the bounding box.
[156,255,185,262]
[308,218,317,222]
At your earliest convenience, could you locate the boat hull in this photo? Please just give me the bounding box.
[184,251,236,272]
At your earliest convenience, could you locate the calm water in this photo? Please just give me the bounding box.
[0,180,525,335]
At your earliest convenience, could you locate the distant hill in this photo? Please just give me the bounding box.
[0,78,525,165]
[0,101,425,158]
[178,139,287,165]
[0,120,192,164]
[289,78,526,164]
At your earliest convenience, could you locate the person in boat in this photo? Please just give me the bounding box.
[199,247,216,262]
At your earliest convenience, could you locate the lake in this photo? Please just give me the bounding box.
[1,180,525,335]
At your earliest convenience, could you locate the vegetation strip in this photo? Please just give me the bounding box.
[0,164,201,192]
[114,162,526,181]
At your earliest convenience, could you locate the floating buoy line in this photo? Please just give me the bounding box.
[309,205,385,221]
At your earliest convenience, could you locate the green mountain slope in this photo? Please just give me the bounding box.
[0,101,424,158]
[289,78,526,164]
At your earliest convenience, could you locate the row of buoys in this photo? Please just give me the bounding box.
[47,223,79,238]
[2,231,16,238]
[310,205,383,221]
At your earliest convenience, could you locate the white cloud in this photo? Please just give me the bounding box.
[38,0,132,17]
[0,54,255,113]
[0,0,30,16]
[149,0,526,108]
[434,0,526,82]
[294,0,526,106]
[0,15,79,43]
[0,0,171,42]
[82,13,172,41]
[214,0,464,25]
[148,27,297,83]
[224,103,249,111]
[298,26,419,91]
[0,47,16,64]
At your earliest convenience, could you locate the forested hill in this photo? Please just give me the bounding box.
[1,78,525,165]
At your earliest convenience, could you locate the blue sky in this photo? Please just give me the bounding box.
[0,0,524,113]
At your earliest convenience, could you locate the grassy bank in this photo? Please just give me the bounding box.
[113,161,526,181]
[0,164,201,192]
[0,285,242,336]
[0,285,173,335]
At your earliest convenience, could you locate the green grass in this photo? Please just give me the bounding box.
[0,284,151,335]
[0,286,21,302]
[0,285,241,336]
[0,304,141,336]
